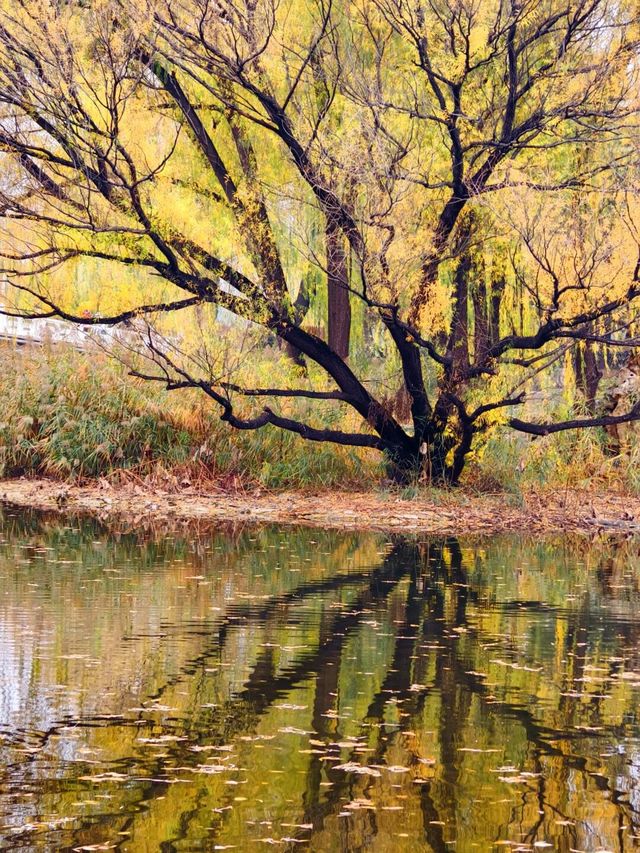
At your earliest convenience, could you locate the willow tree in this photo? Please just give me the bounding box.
[0,0,639,482]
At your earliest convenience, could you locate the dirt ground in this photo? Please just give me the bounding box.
[1,477,639,536]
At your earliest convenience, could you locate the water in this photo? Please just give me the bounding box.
[0,508,640,851]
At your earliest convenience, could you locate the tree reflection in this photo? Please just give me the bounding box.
[2,508,640,850]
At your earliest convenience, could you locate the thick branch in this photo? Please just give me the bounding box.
[510,404,640,437]
[131,369,383,448]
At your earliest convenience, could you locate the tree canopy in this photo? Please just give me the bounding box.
[0,0,639,481]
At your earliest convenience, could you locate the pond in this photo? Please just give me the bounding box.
[0,507,640,851]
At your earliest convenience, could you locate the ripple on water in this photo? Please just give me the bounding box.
[0,508,640,850]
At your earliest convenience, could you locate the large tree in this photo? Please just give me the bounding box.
[0,0,639,482]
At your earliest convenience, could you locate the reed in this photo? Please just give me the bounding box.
[0,348,378,489]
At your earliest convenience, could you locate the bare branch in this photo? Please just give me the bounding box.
[510,404,640,437]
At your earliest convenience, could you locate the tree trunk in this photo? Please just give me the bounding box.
[326,220,351,359]
[277,274,316,369]
[449,253,470,372]
[471,255,489,363]
[384,423,470,487]
[489,270,506,348]
[574,339,602,413]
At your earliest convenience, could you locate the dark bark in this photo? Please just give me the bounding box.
[573,339,602,414]
[489,270,506,348]
[279,277,315,369]
[326,219,351,359]
[274,321,414,454]
[383,317,432,444]
[449,252,470,373]
[411,192,468,325]
[510,402,640,436]
[472,256,489,364]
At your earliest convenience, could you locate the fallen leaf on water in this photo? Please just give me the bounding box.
[459,747,501,753]
[78,773,129,783]
[345,798,376,810]
[498,772,541,784]
[334,763,381,777]
[72,846,117,852]
[138,736,188,744]
[193,764,234,774]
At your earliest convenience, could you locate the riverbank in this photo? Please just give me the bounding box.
[1,477,638,535]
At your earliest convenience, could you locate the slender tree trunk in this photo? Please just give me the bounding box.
[449,253,470,372]
[489,270,506,347]
[574,338,602,413]
[326,220,351,359]
[471,255,489,363]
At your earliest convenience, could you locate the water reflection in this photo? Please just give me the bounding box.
[0,508,640,850]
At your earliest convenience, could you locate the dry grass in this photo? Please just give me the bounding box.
[0,347,379,489]
[2,345,638,497]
